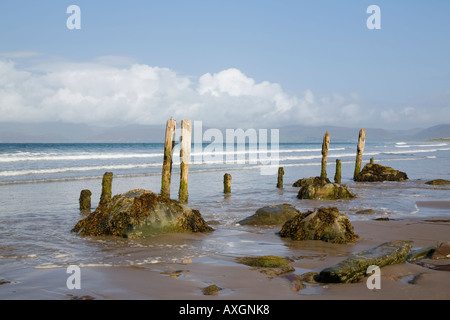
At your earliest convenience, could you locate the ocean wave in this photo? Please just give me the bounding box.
[0,147,346,163]
[0,163,162,177]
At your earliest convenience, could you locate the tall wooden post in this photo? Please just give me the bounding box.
[353,129,366,180]
[99,172,113,208]
[334,159,342,184]
[321,132,330,179]
[277,167,284,189]
[179,120,192,203]
[161,119,177,198]
[224,173,231,194]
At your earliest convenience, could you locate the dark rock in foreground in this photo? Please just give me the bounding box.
[279,207,358,244]
[317,240,413,283]
[295,177,356,200]
[425,179,450,185]
[431,242,450,260]
[354,163,408,182]
[72,189,213,238]
[238,204,300,226]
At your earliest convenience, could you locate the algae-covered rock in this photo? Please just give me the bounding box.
[425,179,450,185]
[317,240,413,283]
[236,255,294,277]
[295,177,355,200]
[202,284,222,295]
[238,204,300,226]
[406,246,436,263]
[236,255,291,268]
[279,207,358,244]
[354,163,408,182]
[72,189,213,238]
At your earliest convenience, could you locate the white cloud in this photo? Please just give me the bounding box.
[0,57,446,129]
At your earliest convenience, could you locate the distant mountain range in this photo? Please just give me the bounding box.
[0,122,449,143]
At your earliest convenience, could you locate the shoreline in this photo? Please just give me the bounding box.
[1,215,449,300]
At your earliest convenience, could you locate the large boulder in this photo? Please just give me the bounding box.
[354,163,408,182]
[279,207,358,244]
[295,177,355,200]
[238,204,300,226]
[72,189,213,238]
[316,240,412,283]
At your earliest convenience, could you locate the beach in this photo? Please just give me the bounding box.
[1,205,449,300]
[0,141,449,301]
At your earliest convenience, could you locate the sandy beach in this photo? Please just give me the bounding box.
[1,213,449,301]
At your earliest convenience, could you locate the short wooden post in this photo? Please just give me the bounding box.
[353,129,366,180]
[99,172,113,208]
[321,132,330,179]
[161,118,177,198]
[370,157,374,165]
[79,189,92,212]
[179,120,192,203]
[224,173,231,194]
[334,159,342,184]
[277,167,284,189]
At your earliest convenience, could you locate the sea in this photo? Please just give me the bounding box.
[0,140,449,288]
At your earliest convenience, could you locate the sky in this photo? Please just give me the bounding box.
[0,0,449,130]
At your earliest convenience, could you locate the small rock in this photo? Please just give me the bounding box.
[425,179,450,185]
[356,209,375,215]
[238,204,300,226]
[202,284,222,295]
[406,246,436,262]
[431,242,450,260]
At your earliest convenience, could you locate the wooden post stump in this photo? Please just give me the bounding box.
[277,167,284,189]
[79,189,92,212]
[179,120,192,203]
[353,129,366,180]
[224,173,231,194]
[161,119,177,198]
[370,157,374,165]
[334,159,342,184]
[321,132,330,179]
[99,172,113,208]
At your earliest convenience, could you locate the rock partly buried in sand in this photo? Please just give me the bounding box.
[354,163,408,182]
[278,207,358,244]
[238,204,300,226]
[72,189,213,238]
[425,179,450,185]
[295,177,356,200]
[236,255,295,277]
[317,240,413,283]
[431,242,450,260]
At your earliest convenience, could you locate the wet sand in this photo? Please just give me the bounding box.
[1,214,449,301]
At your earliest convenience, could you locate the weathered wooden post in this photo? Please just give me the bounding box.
[353,129,366,180]
[179,120,192,203]
[224,173,231,194]
[370,157,374,165]
[79,189,92,212]
[99,172,113,207]
[321,132,330,179]
[277,167,284,189]
[161,118,177,198]
[334,159,342,184]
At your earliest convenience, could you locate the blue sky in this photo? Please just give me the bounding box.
[0,0,449,129]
